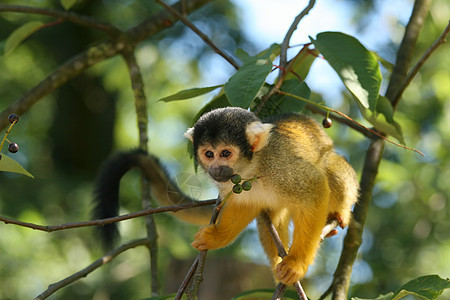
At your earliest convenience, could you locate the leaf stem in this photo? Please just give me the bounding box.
[277,90,424,156]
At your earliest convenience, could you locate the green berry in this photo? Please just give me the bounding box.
[230,174,242,184]
[232,184,243,194]
[8,142,19,153]
[242,181,252,191]
[8,113,19,124]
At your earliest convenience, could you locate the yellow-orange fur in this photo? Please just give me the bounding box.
[187,109,359,285]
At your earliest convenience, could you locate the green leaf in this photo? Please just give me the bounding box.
[0,154,34,178]
[285,46,318,81]
[255,80,311,119]
[225,58,273,108]
[157,85,224,102]
[393,275,450,300]
[352,293,394,300]
[235,48,252,64]
[61,0,78,10]
[256,43,281,62]
[192,92,231,124]
[372,51,394,72]
[4,21,44,56]
[311,31,382,112]
[361,95,405,144]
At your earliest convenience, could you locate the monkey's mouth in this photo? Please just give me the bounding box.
[209,166,234,182]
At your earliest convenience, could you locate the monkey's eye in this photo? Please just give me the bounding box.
[220,150,231,158]
[205,151,214,159]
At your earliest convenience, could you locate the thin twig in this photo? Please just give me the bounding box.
[0,200,217,232]
[175,256,199,299]
[0,5,121,36]
[272,283,288,300]
[155,0,240,70]
[255,0,316,115]
[260,212,307,300]
[392,20,450,107]
[0,0,210,131]
[278,0,316,78]
[278,90,424,156]
[33,238,151,300]
[185,197,223,298]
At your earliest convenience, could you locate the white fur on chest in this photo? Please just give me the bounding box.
[217,179,281,210]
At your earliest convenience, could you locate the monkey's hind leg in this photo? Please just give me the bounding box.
[325,154,359,228]
[256,208,290,277]
[275,200,328,285]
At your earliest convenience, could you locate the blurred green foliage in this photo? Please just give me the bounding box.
[0,0,448,299]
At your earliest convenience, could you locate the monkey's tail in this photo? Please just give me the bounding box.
[92,149,213,249]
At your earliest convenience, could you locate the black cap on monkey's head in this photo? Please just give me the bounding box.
[184,107,260,160]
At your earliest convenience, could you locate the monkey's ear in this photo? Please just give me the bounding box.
[184,128,194,142]
[246,121,274,152]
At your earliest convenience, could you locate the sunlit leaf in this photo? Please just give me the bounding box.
[393,275,450,300]
[224,58,273,108]
[0,154,34,178]
[311,31,382,112]
[4,21,44,56]
[157,85,224,102]
[361,95,404,144]
[372,51,394,72]
[61,0,78,10]
[352,293,394,300]
[256,43,281,62]
[285,46,318,81]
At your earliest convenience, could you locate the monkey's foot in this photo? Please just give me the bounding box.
[191,225,227,251]
[275,256,307,285]
[328,212,346,228]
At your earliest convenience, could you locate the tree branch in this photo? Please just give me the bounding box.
[385,0,432,106]
[0,0,211,131]
[122,47,160,294]
[0,200,216,232]
[155,0,240,70]
[278,0,316,78]
[329,1,432,299]
[33,238,152,300]
[392,20,450,106]
[0,5,121,36]
[260,212,308,300]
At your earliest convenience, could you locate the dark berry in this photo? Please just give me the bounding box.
[230,174,242,184]
[8,113,19,124]
[8,142,19,153]
[322,117,332,128]
[241,181,252,191]
[232,184,243,194]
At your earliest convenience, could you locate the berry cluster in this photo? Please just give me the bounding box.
[230,174,253,194]
[0,113,20,158]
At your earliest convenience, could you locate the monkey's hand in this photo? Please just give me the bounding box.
[275,255,308,285]
[191,225,228,251]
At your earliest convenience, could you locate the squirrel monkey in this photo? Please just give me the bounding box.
[93,107,358,285]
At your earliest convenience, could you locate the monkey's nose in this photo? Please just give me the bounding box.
[209,166,234,182]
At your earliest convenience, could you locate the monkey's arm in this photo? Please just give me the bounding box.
[93,150,213,249]
[191,197,260,250]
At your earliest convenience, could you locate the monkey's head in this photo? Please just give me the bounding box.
[184,107,273,183]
